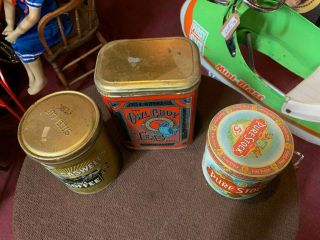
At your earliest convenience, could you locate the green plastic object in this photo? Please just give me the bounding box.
[181,0,320,145]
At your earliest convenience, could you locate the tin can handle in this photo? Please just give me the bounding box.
[292,151,304,168]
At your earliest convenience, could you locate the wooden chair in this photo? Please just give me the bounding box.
[38,0,107,88]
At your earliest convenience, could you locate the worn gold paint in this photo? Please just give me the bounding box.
[94,37,201,95]
[18,91,121,194]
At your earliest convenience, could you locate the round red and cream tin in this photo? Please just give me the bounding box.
[202,104,294,199]
[94,37,201,149]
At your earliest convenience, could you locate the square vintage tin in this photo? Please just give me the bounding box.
[94,37,201,149]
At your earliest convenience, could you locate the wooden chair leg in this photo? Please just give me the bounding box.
[51,62,70,89]
[96,32,107,45]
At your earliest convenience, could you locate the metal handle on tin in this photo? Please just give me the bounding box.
[292,151,304,169]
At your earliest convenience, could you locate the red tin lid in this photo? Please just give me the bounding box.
[207,104,294,178]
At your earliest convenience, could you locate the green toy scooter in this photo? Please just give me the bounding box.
[180,0,320,145]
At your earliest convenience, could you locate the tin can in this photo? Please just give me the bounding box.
[94,37,201,149]
[17,91,121,194]
[202,104,294,199]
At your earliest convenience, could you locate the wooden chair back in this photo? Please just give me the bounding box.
[37,0,106,87]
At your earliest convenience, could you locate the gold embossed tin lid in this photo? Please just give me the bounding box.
[94,37,201,95]
[18,91,100,163]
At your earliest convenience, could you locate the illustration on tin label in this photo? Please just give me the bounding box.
[231,118,273,158]
[46,151,110,189]
[207,167,265,198]
[127,109,181,143]
[62,168,105,189]
[145,117,179,139]
[105,97,193,147]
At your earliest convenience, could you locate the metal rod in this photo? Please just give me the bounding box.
[293,151,304,169]
[244,32,285,97]
[245,32,257,73]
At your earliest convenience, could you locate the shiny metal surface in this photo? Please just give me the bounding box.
[18,91,100,162]
[18,91,121,194]
[94,37,201,96]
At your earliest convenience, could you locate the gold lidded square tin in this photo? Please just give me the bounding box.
[17,91,121,194]
[94,37,201,149]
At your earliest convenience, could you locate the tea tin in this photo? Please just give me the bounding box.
[18,91,121,194]
[202,104,294,199]
[94,37,201,149]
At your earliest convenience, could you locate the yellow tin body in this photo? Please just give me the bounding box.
[94,37,201,149]
[18,91,121,194]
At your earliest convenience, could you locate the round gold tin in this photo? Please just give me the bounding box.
[18,91,121,194]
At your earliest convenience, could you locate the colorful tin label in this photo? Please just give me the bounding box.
[202,146,269,199]
[208,104,294,178]
[42,129,121,194]
[202,104,294,199]
[45,152,109,192]
[102,91,197,149]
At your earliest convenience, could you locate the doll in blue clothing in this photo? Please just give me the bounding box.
[2,0,72,95]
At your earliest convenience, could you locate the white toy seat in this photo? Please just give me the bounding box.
[282,67,320,122]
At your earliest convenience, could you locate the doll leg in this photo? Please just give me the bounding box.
[26,58,48,95]
[22,62,35,87]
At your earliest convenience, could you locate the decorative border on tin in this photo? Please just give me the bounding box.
[102,93,196,148]
[208,104,294,177]
[205,142,267,181]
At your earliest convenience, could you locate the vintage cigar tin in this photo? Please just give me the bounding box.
[202,104,294,199]
[94,37,201,149]
[17,91,121,194]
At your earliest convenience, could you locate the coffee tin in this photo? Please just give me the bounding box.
[18,91,121,194]
[202,104,294,199]
[94,37,201,149]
